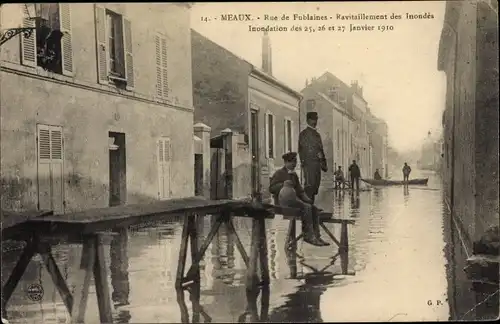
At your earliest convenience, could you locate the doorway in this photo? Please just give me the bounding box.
[250,109,260,194]
[109,132,127,207]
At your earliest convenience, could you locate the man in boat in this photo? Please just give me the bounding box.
[374,169,382,180]
[402,162,412,182]
[348,160,361,192]
[269,152,328,246]
[334,165,345,189]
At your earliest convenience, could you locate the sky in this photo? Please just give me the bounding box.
[191,1,447,153]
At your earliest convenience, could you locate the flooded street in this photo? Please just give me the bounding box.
[2,172,450,323]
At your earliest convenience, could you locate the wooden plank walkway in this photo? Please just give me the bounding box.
[1,197,274,323]
[1,210,53,230]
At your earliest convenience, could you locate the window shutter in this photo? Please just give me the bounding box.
[164,137,171,162]
[94,5,108,84]
[50,127,64,214]
[123,17,134,90]
[264,113,269,158]
[163,138,171,198]
[59,3,73,76]
[155,35,163,98]
[161,38,169,98]
[271,115,276,159]
[158,138,171,199]
[158,139,165,198]
[21,4,36,67]
[290,120,295,152]
[38,126,51,161]
[283,119,288,154]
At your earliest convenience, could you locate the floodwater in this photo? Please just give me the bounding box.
[2,171,451,323]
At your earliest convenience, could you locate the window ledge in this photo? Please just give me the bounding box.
[109,74,127,83]
[1,61,194,111]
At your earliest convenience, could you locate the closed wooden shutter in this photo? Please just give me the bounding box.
[264,113,269,158]
[59,3,73,76]
[158,137,172,199]
[21,4,36,67]
[161,38,168,98]
[94,5,108,84]
[283,119,288,154]
[155,34,169,99]
[157,139,165,198]
[123,17,134,90]
[37,125,64,214]
[38,125,52,210]
[50,128,64,213]
[155,35,162,98]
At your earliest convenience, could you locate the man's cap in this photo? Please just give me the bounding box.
[306,112,318,120]
[282,152,297,162]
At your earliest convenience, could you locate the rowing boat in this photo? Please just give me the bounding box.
[361,178,429,186]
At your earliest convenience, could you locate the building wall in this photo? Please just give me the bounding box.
[332,106,355,177]
[473,1,499,242]
[250,73,300,198]
[191,29,252,136]
[439,0,499,320]
[0,3,194,212]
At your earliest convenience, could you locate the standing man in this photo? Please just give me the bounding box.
[402,162,412,182]
[348,160,361,192]
[298,111,329,245]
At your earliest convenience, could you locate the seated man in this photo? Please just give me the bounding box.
[334,166,345,189]
[374,168,382,180]
[269,152,329,247]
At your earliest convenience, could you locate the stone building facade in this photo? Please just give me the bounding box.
[301,72,386,188]
[1,3,195,213]
[191,30,301,199]
[438,0,498,320]
[367,111,389,178]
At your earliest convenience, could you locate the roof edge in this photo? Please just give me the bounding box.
[250,68,302,100]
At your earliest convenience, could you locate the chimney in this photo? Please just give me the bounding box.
[262,31,272,75]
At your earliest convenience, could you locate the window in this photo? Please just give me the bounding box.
[156,34,169,99]
[265,113,275,158]
[95,5,134,88]
[21,4,73,75]
[158,137,172,199]
[306,99,316,111]
[37,124,64,214]
[284,118,293,153]
[107,11,124,78]
[328,87,338,102]
[339,93,347,107]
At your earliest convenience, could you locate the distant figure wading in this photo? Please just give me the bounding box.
[402,162,412,182]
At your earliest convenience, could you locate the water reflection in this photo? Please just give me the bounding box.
[403,184,410,206]
[3,173,456,323]
[267,271,334,323]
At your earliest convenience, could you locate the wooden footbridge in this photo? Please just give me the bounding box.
[1,196,355,323]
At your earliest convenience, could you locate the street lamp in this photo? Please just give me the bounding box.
[0,4,48,47]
